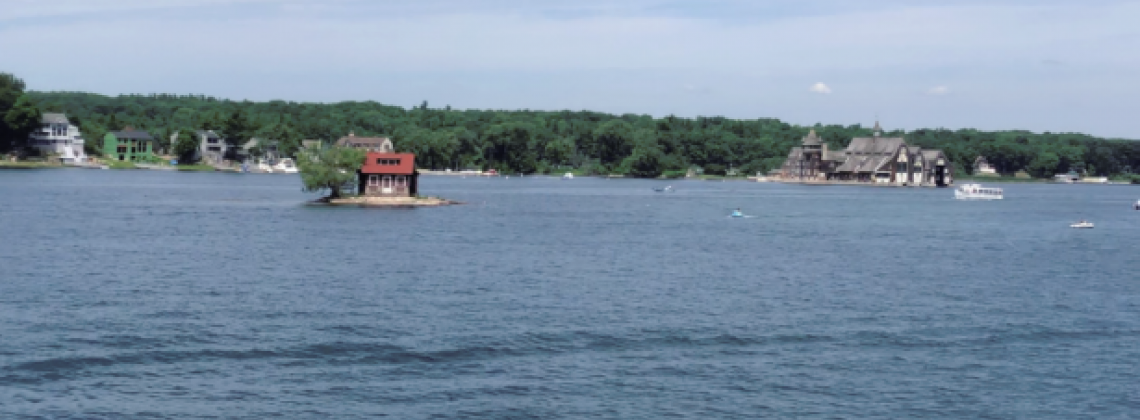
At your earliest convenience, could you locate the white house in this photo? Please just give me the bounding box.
[28,113,86,164]
[170,130,231,164]
[974,156,997,176]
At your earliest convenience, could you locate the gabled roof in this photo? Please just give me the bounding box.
[922,150,948,165]
[844,137,906,155]
[42,113,69,124]
[835,155,891,173]
[824,150,847,162]
[360,152,416,175]
[802,129,821,146]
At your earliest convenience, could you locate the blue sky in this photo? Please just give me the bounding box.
[2,0,1138,138]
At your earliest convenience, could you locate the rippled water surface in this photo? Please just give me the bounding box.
[2,169,1139,419]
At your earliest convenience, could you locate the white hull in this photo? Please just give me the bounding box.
[954,191,1003,200]
[1071,222,1094,229]
[954,183,1003,200]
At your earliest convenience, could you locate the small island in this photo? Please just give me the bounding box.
[298,134,460,208]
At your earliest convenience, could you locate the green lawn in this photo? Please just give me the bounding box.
[105,160,138,169]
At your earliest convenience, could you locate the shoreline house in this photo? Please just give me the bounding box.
[170,130,232,164]
[238,138,279,162]
[336,132,394,152]
[779,122,953,186]
[27,113,86,164]
[357,138,418,197]
[973,156,997,176]
[103,128,155,162]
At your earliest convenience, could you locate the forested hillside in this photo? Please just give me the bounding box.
[22,89,1140,179]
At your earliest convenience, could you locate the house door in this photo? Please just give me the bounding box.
[382,175,393,194]
[367,175,379,194]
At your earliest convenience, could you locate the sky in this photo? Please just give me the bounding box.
[1,0,1138,138]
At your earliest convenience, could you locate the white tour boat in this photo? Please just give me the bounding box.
[954,183,1003,200]
[1070,220,1094,229]
[562,172,574,180]
[273,158,298,174]
[1134,199,1140,210]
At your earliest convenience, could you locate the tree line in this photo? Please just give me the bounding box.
[5,72,1138,179]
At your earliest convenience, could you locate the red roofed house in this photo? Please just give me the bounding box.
[357,138,418,197]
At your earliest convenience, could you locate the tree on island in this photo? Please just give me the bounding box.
[296,146,366,200]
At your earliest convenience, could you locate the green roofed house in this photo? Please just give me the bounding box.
[103,127,156,161]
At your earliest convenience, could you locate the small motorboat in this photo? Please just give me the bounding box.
[562,172,574,180]
[1134,199,1139,210]
[1070,220,1094,229]
[273,158,298,174]
[652,185,674,193]
[730,209,744,218]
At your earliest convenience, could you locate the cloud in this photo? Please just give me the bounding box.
[809,83,832,94]
[927,86,950,95]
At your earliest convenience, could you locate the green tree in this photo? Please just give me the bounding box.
[592,120,634,168]
[0,73,29,151]
[1026,151,1060,178]
[296,146,366,200]
[173,129,199,161]
[222,109,250,145]
[3,95,42,149]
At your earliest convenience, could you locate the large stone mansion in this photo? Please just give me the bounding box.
[777,122,952,187]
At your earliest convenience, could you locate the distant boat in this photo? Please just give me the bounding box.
[562,172,574,180]
[954,183,1003,200]
[1134,199,1139,210]
[652,186,674,192]
[1070,220,1094,229]
[273,158,298,174]
[730,209,744,218]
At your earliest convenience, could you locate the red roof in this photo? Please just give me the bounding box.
[361,152,416,175]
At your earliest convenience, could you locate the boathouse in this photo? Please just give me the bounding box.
[357,138,418,197]
[779,122,952,187]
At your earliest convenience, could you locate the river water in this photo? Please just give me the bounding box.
[1,169,1138,419]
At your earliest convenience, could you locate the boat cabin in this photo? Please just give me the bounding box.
[358,152,418,197]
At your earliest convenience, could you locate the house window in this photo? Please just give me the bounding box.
[368,174,379,187]
[396,176,406,188]
[382,175,393,189]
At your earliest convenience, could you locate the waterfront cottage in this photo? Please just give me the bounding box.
[336,132,394,152]
[357,139,418,197]
[27,113,86,164]
[239,138,279,162]
[779,122,952,186]
[103,128,155,162]
[170,130,231,164]
[974,156,997,176]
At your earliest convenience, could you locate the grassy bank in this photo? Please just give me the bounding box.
[104,160,138,169]
[0,161,60,169]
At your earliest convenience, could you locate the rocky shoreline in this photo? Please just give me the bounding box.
[322,196,463,207]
